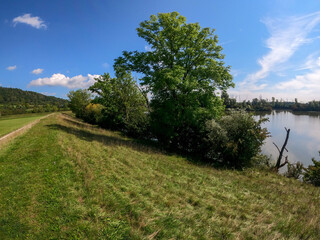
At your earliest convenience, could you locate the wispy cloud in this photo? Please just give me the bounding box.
[102,62,109,68]
[31,68,44,75]
[13,13,47,29]
[6,65,16,71]
[28,73,100,89]
[241,11,320,90]
[297,53,320,71]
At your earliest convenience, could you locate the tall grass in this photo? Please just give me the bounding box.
[0,113,319,239]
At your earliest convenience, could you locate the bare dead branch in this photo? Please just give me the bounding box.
[275,128,290,171]
[278,156,289,169]
[273,142,281,154]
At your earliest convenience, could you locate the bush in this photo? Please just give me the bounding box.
[285,162,304,179]
[203,111,268,169]
[83,103,104,124]
[67,89,92,118]
[89,70,150,138]
[304,158,320,186]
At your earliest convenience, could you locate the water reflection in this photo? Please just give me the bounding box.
[255,111,320,167]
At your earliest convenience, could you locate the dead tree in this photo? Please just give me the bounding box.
[273,127,290,171]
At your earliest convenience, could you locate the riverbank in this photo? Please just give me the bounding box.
[0,113,319,239]
[254,110,320,169]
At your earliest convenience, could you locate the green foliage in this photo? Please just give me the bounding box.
[203,111,268,168]
[304,158,320,186]
[89,69,149,136]
[0,113,48,137]
[226,95,320,112]
[83,103,105,124]
[1,113,320,239]
[0,87,69,116]
[67,89,92,118]
[114,12,233,148]
[285,162,304,179]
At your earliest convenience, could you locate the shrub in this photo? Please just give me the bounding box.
[203,111,268,169]
[88,69,149,138]
[304,158,320,186]
[83,103,104,124]
[67,89,92,118]
[285,162,304,179]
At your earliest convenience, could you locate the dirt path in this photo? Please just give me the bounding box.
[0,113,54,147]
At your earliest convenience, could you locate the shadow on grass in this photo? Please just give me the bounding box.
[47,122,163,155]
[52,113,225,169]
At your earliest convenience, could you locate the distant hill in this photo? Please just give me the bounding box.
[0,87,69,115]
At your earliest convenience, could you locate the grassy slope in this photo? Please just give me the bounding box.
[0,113,48,137]
[0,113,319,240]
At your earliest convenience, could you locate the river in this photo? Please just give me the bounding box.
[255,110,320,168]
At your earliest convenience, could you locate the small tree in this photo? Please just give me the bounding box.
[67,89,91,118]
[304,157,320,186]
[89,69,149,136]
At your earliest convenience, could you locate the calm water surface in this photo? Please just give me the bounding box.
[255,110,320,167]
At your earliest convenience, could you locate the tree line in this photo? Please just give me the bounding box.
[0,87,69,116]
[223,93,320,112]
[68,12,320,185]
[68,12,269,170]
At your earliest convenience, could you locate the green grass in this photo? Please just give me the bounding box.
[0,113,48,137]
[0,113,319,239]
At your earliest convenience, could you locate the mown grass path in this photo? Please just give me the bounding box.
[0,113,319,239]
[0,113,49,137]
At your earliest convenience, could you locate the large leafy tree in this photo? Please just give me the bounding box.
[89,69,148,135]
[114,12,234,149]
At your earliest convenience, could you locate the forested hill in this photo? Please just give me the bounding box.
[0,87,67,105]
[0,87,69,115]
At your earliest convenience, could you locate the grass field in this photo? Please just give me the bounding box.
[0,113,319,239]
[0,113,48,137]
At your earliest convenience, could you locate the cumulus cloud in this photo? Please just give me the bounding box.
[6,65,16,71]
[31,68,44,75]
[277,68,320,91]
[13,13,47,29]
[28,73,100,89]
[241,11,320,90]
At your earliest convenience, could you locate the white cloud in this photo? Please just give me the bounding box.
[6,65,16,71]
[298,53,320,71]
[241,11,320,90]
[13,13,47,29]
[31,68,44,75]
[277,68,320,91]
[28,73,100,89]
[102,62,109,68]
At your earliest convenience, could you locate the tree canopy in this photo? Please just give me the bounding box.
[67,89,91,118]
[89,69,148,135]
[114,12,234,148]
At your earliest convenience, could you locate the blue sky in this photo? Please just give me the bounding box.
[1,0,320,101]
